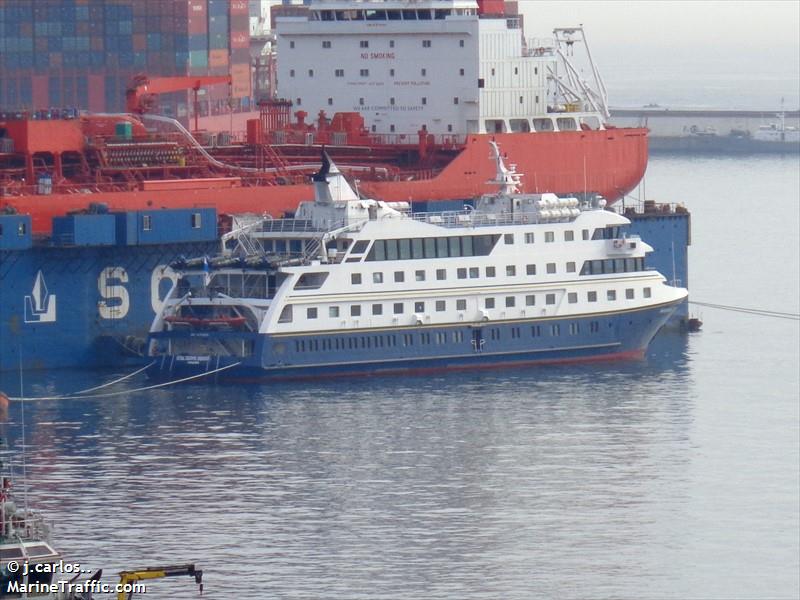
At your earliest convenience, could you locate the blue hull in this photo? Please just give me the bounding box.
[148,301,680,382]
[0,209,690,372]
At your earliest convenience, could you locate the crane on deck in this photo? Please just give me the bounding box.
[125,74,232,132]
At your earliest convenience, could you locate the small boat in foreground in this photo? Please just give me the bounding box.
[146,145,688,382]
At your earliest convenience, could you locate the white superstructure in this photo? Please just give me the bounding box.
[274,0,605,135]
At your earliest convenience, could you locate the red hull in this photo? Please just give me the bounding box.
[2,129,647,235]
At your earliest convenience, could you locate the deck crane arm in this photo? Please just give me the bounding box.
[116,563,203,600]
[125,75,232,131]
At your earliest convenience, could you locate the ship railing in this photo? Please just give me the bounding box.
[410,209,577,228]
[618,201,689,217]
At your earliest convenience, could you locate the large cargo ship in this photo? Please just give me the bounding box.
[0,0,687,373]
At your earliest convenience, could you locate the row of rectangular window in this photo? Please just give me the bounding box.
[290,286,652,322]
[291,318,604,354]
[352,260,578,285]
[580,257,645,276]
[292,38,449,49]
[366,235,499,261]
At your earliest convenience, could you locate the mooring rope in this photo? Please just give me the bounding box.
[689,301,800,321]
[66,361,157,396]
[8,361,242,403]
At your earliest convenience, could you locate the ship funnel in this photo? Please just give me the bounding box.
[488,141,522,195]
[312,150,359,204]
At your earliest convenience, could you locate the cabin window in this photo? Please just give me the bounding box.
[390,39,395,47]
[423,40,432,48]
[456,299,467,311]
[526,264,536,275]
[588,291,597,302]
[485,298,495,309]
[546,294,556,305]
[351,273,362,285]
[644,287,652,298]
[359,97,365,106]
[436,268,446,280]
[582,229,590,240]
[308,69,314,77]
[327,98,333,105]
[459,68,465,76]
[568,292,578,304]
[486,266,496,277]
[564,230,574,241]
[390,68,395,77]
[460,39,465,47]
[307,307,318,319]
[278,305,293,323]
[323,41,332,48]
[360,40,369,48]
[390,97,396,106]
[372,304,383,315]
[551,324,561,336]
[411,238,424,258]
[506,265,516,276]
[566,262,576,273]
[360,69,369,77]
[421,68,427,76]
[569,323,580,335]
[142,215,152,231]
[457,268,467,279]
[525,295,535,306]
[296,272,330,290]
[393,302,404,314]
[504,233,514,245]
[545,231,554,243]
[335,69,344,77]
[373,272,383,284]
[453,97,459,105]
[289,41,295,49]
[546,263,556,274]
[329,306,340,318]
[525,232,534,244]
[626,288,635,299]
[191,213,201,229]
[351,240,370,254]
[351,305,362,316]
[469,267,479,279]
[607,290,617,301]
[394,271,405,283]
[590,321,600,333]
[505,296,515,308]
[386,239,398,260]
[290,69,295,77]
[531,325,541,337]
[436,300,446,312]
[415,270,426,281]
[415,301,425,313]
[448,236,461,256]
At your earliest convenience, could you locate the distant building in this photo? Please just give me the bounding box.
[0,0,252,118]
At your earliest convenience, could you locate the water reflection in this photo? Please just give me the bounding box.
[0,334,699,599]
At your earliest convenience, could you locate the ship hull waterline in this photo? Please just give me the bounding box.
[147,301,679,383]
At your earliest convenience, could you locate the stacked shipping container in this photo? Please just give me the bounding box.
[0,0,251,116]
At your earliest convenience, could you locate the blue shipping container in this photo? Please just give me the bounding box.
[0,215,33,250]
[52,215,116,247]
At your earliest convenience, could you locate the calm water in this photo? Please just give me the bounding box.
[1,155,798,599]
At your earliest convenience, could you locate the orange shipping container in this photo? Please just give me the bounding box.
[230,63,251,98]
[230,0,248,16]
[209,49,229,68]
[231,31,249,49]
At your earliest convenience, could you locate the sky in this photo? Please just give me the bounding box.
[517,1,800,109]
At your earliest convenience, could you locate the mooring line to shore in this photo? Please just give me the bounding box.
[7,362,241,403]
[689,301,800,320]
[66,361,157,396]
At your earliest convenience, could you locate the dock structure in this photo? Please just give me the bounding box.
[610,108,800,153]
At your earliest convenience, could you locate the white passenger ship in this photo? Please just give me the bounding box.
[146,144,687,381]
